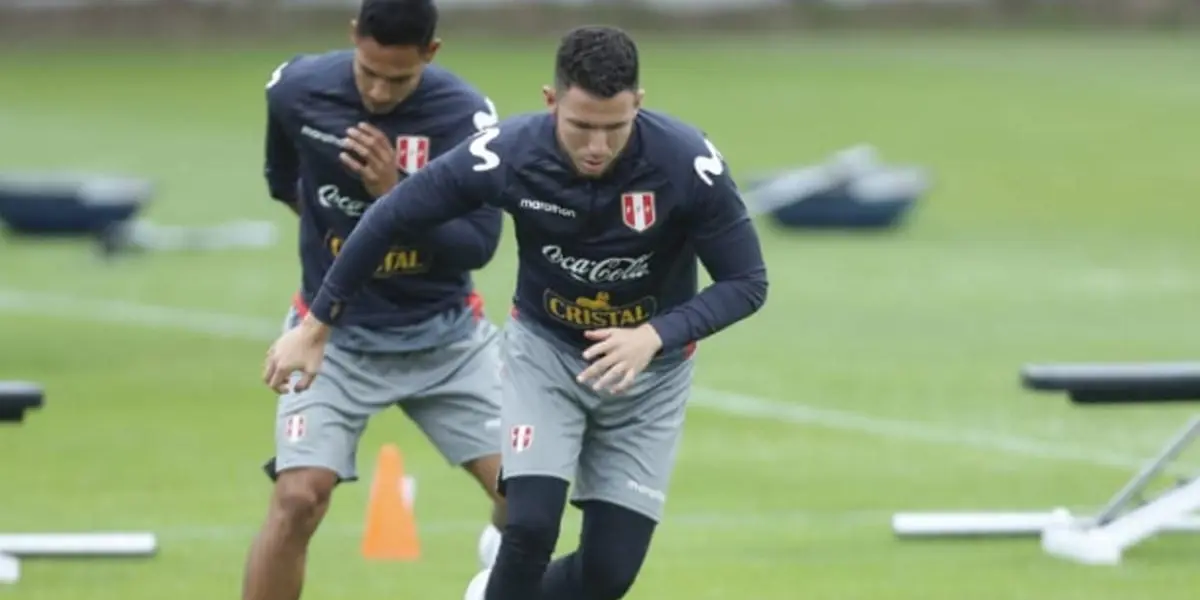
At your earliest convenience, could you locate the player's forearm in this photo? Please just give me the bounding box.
[307,177,455,322]
[648,274,768,352]
[649,220,768,352]
[307,207,401,323]
[308,136,493,323]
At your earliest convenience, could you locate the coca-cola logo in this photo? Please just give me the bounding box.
[542,245,651,284]
[318,184,370,217]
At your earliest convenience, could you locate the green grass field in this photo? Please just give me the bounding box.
[2,31,1199,599]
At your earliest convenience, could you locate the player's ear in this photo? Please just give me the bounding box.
[634,88,645,109]
[542,85,557,110]
[348,19,358,44]
[422,39,442,62]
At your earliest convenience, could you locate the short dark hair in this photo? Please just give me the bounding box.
[554,25,639,98]
[355,0,438,47]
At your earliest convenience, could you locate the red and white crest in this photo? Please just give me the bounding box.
[284,414,306,443]
[395,135,431,173]
[510,425,534,453]
[621,192,656,233]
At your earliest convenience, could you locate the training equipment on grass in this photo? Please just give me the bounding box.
[0,382,158,584]
[1022,362,1200,404]
[0,173,150,237]
[743,145,928,231]
[361,443,420,561]
[892,362,1200,566]
[0,382,42,423]
[0,172,276,257]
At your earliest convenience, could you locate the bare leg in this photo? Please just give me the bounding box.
[242,467,338,600]
[463,453,506,529]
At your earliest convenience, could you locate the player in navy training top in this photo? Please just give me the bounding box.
[263,25,768,600]
[244,3,509,600]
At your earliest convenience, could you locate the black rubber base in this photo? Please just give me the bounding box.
[0,381,45,423]
[1022,363,1200,404]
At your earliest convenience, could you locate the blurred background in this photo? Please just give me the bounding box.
[1,0,1199,598]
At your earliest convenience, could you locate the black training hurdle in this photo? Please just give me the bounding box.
[892,362,1200,565]
[0,382,158,584]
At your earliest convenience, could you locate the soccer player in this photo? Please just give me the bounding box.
[243,2,508,600]
[262,24,768,600]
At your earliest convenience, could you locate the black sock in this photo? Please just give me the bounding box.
[484,476,568,600]
[540,501,656,600]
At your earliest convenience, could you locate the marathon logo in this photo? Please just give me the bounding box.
[326,234,429,277]
[543,290,656,329]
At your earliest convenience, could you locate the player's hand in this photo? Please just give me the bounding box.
[340,123,399,198]
[263,315,331,394]
[577,324,664,395]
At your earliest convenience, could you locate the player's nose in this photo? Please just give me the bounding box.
[585,131,610,155]
[367,82,392,104]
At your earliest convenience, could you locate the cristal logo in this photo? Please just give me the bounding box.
[318,184,370,217]
[542,245,651,284]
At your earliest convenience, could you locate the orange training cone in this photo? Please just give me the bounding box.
[361,443,420,561]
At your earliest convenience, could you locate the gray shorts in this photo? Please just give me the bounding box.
[266,308,503,482]
[498,318,693,522]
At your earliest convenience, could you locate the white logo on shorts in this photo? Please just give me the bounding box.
[285,414,306,442]
[510,425,534,452]
[626,479,666,503]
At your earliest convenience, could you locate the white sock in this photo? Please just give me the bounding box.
[477,523,502,568]
[463,567,491,600]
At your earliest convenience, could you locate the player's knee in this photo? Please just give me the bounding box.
[269,468,337,532]
[500,476,569,559]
